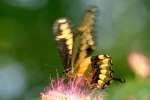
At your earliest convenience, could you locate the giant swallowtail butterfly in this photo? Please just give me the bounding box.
[53,6,124,89]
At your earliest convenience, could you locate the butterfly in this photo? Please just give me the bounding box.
[53,6,125,89]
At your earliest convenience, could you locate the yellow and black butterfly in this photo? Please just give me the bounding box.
[53,6,124,89]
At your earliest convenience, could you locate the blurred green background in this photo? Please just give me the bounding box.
[0,0,150,100]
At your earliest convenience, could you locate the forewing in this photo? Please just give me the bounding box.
[72,6,97,68]
[53,18,73,72]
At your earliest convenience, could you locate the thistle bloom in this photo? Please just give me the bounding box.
[41,76,103,100]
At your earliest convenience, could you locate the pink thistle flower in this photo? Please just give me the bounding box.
[41,76,103,100]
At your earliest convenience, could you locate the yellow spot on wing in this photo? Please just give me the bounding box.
[60,23,69,30]
[100,64,110,69]
[56,31,69,40]
[98,80,104,86]
[66,38,72,45]
[98,55,105,60]
[88,40,94,45]
[57,18,67,23]
[102,58,110,64]
[65,33,72,39]
[100,69,109,75]
[99,74,107,80]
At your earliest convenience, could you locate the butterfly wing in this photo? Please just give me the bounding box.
[53,18,73,72]
[72,6,97,73]
[53,6,96,76]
